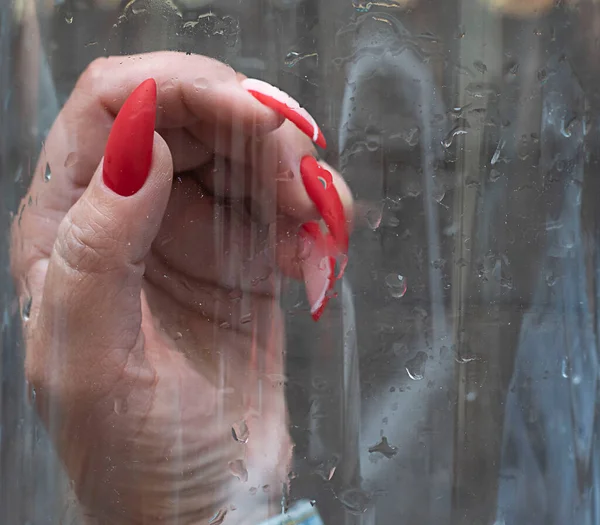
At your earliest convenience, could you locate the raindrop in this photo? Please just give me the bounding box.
[162,79,177,93]
[561,116,579,138]
[240,313,253,324]
[313,456,339,481]
[405,351,427,381]
[433,185,446,204]
[249,487,258,495]
[173,331,183,340]
[312,376,328,390]
[465,82,498,99]
[276,170,294,182]
[209,509,227,525]
[491,139,506,166]
[229,459,249,482]
[65,12,73,24]
[232,420,249,444]
[193,77,209,90]
[546,272,557,287]
[473,60,488,74]
[365,205,383,231]
[368,436,398,458]
[385,215,400,228]
[43,163,52,182]
[385,274,407,299]
[517,135,530,160]
[449,103,472,119]
[113,398,128,415]
[131,5,147,15]
[489,169,502,182]
[284,51,318,67]
[64,152,77,168]
[339,488,371,515]
[442,124,469,148]
[561,357,570,379]
[455,355,477,364]
[22,296,32,321]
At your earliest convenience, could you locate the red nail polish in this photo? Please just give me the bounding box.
[103,78,157,197]
[300,222,336,321]
[300,156,349,254]
[242,78,327,149]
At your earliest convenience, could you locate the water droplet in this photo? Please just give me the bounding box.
[466,391,477,402]
[465,82,498,99]
[28,383,36,403]
[249,487,258,495]
[65,12,73,24]
[546,272,557,287]
[491,139,506,166]
[276,170,294,182]
[561,357,571,379]
[162,79,177,93]
[193,77,209,90]
[240,313,253,324]
[284,51,318,67]
[229,459,248,482]
[561,116,579,138]
[313,456,339,481]
[43,163,51,182]
[368,436,398,458]
[64,152,77,168]
[312,376,328,390]
[22,296,32,321]
[130,2,149,15]
[432,185,446,204]
[232,419,249,444]
[473,60,488,74]
[339,488,371,515]
[405,351,427,380]
[365,206,383,230]
[385,274,407,299]
[489,169,502,182]
[209,509,227,525]
[442,124,469,148]
[173,331,183,340]
[455,355,477,364]
[113,398,128,415]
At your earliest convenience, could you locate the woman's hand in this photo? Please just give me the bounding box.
[10,51,352,524]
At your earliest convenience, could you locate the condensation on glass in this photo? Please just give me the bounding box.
[1,0,600,524]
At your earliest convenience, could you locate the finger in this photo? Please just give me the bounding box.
[28,83,174,388]
[12,52,284,283]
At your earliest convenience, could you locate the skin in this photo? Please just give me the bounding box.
[10,52,353,524]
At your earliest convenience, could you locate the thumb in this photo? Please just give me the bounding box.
[37,80,173,362]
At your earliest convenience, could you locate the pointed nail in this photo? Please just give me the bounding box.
[300,156,349,255]
[242,78,327,149]
[300,223,336,321]
[103,78,157,197]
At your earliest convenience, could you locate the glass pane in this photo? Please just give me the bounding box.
[2,0,599,524]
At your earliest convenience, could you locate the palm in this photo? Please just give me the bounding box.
[72,169,291,523]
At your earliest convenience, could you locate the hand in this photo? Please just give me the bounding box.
[10,52,353,524]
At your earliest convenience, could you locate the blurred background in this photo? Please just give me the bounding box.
[3,0,600,523]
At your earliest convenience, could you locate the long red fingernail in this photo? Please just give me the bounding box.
[300,223,336,321]
[103,78,157,197]
[241,78,327,149]
[300,156,349,255]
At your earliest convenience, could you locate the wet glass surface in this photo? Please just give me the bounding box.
[2,0,600,524]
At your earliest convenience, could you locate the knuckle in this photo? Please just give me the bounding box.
[56,205,123,275]
[76,57,110,93]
